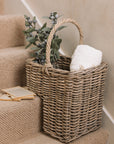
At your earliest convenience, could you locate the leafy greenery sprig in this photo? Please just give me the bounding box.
[24,12,66,66]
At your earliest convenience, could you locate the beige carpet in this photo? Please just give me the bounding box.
[0,0,4,14]
[71,128,109,144]
[0,46,29,89]
[0,15,25,49]
[17,128,109,144]
[0,96,42,144]
[0,15,30,89]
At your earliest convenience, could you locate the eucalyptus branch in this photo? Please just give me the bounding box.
[24,12,66,67]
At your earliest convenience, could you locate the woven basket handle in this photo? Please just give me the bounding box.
[45,18,83,67]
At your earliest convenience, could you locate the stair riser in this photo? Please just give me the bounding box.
[0,97,42,144]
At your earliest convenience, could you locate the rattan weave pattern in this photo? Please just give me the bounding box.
[26,58,107,143]
[26,19,108,143]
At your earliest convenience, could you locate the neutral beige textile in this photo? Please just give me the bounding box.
[17,128,108,144]
[0,96,42,144]
[0,0,4,14]
[0,15,25,49]
[0,46,30,89]
[71,128,109,144]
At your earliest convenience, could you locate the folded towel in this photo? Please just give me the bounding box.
[70,45,102,71]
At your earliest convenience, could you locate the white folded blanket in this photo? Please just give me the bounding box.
[70,45,102,71]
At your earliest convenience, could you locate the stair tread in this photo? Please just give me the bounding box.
[0,15,25,49]
[0,0,4,14]
[0,96,42,144]
[0,46,30,89]
[17,128,109,144]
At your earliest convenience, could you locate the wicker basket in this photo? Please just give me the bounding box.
[26,19,108,143]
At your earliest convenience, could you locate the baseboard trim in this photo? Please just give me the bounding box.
[103,106,114,124]
[20,0,42,26]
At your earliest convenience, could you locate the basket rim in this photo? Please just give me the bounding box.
[26,57,107,76]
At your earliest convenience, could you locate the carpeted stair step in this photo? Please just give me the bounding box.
[0,15,25,49]
[17,128,109,144]
[0,0,4,14]
[0,46,29,89]
[0,15,30,89]
[0,96,42,144]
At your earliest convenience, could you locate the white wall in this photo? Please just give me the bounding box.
[4,0,31,16]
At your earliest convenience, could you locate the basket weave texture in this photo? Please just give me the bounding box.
[26,19,108,143]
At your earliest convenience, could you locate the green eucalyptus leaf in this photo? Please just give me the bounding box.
[27,37,36,43]
[56,51,60,59]
[26,27,35,33]
[56,26,66,32]
[30,52,36,57]
[33,16,37,24]
[24,13,63,64]
[53,12,57,16]
[24,15,28,18]
[25,43,32,49]
[23,30,27,34]
[51,39,56,49]
[24,15,30,20]
[39,34,46,42]
[25,21,30,26]
[36,48,43,55]
[31,47,40,50]
[32,16,36,21]
[42,27,50,32]
[55,38,62,44]
[41,23,47,30]
[51,38,62,50]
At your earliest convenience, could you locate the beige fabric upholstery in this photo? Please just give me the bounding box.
[17,128,109,144]
[0,0,4,14]
[0,15,25,49]
[0,96,42,144]
[0,46,30,89]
